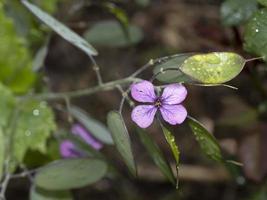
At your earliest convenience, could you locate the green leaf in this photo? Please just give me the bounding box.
[160,124,180,188]
[0,83,15,128]
[69,106,113,145]
[180,52,246,84]
[35,158,107,190]
[84,20,143,47]
[0,3,36,93]
[33,45,48,71]
[153,53,194,83]
[187,117,223,162]
[12,100,56,163]
[107,111,136,176]
[258,0,267,7]
[220,0,257,26]
[244,9,267,60]
[160,125,179,165]
[137,128,175,184]
[0,128,5,180]
[22,0,98,56]
[30,186,73,200]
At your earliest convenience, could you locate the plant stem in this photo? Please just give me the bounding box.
[22,77,140,101]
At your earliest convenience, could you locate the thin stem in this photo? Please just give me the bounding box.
[130,53,194,78]
[245,56,264,63]
[88,54,103,85]
[21,77,140,101]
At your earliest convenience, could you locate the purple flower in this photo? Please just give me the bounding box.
[60,124,103,158]
[131,80,188,128]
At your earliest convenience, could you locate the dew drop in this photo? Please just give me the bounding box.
[25,130,32,136]
[255,29,259,33]
[33,109,40,116]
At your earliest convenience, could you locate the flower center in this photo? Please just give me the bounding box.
[154,98,162,108]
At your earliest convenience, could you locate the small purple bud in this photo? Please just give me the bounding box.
[60,140,82,158]
[71,124,103,150]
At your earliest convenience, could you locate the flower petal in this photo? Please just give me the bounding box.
[131,105,157,128]
[131,80,156,103]
[161,84,187,105]
[72,124,103,150]
[160,105,187,125]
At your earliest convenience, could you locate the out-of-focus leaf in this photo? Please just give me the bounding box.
[33,45,48,71]
[105,3,128,27]
[35,159,107,190]
[135,0,151,7]
[0,83,15,128]
[250,185,267,200]
[153,53,193,83]
[239,125,267,181]
[137,128,175,184]
[180,52,246,84]
[12,100,56,163]
[244,9,267,61]
[69,106,113,145]
[22,0,98,56]
[0,3,36,93]
[188,117,223,162]
[107,111,136,176]
[84,20,143,47]
[258,0,267,7]
[220,0,257,26]
[30,185,73,200]
[218,96,258,128]
[0,129,4,180]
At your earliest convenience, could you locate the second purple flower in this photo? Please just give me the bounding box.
[131,80,188,128]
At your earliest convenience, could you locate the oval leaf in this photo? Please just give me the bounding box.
[137,128,175,184]
[69,106,113,145]
[180,52,246,84]
[244,9,267,60]
[30,186,73,200]
[22,0,98,56]
[107,111,136,176]
[35,159,107,190]
[187,117,223,162]
[84,20,143,47]
[153,53,194,83]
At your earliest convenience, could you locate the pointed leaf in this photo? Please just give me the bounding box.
[180,52,246,84]
[69,106,113,145]
[22,0,98,56]
[160,125,180,165]
[30,186,73,200]
[137,128,175,184]
[187,117,223,162]
[160,124,180,188]
[35,158,107,190]
[107,111,136,176]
